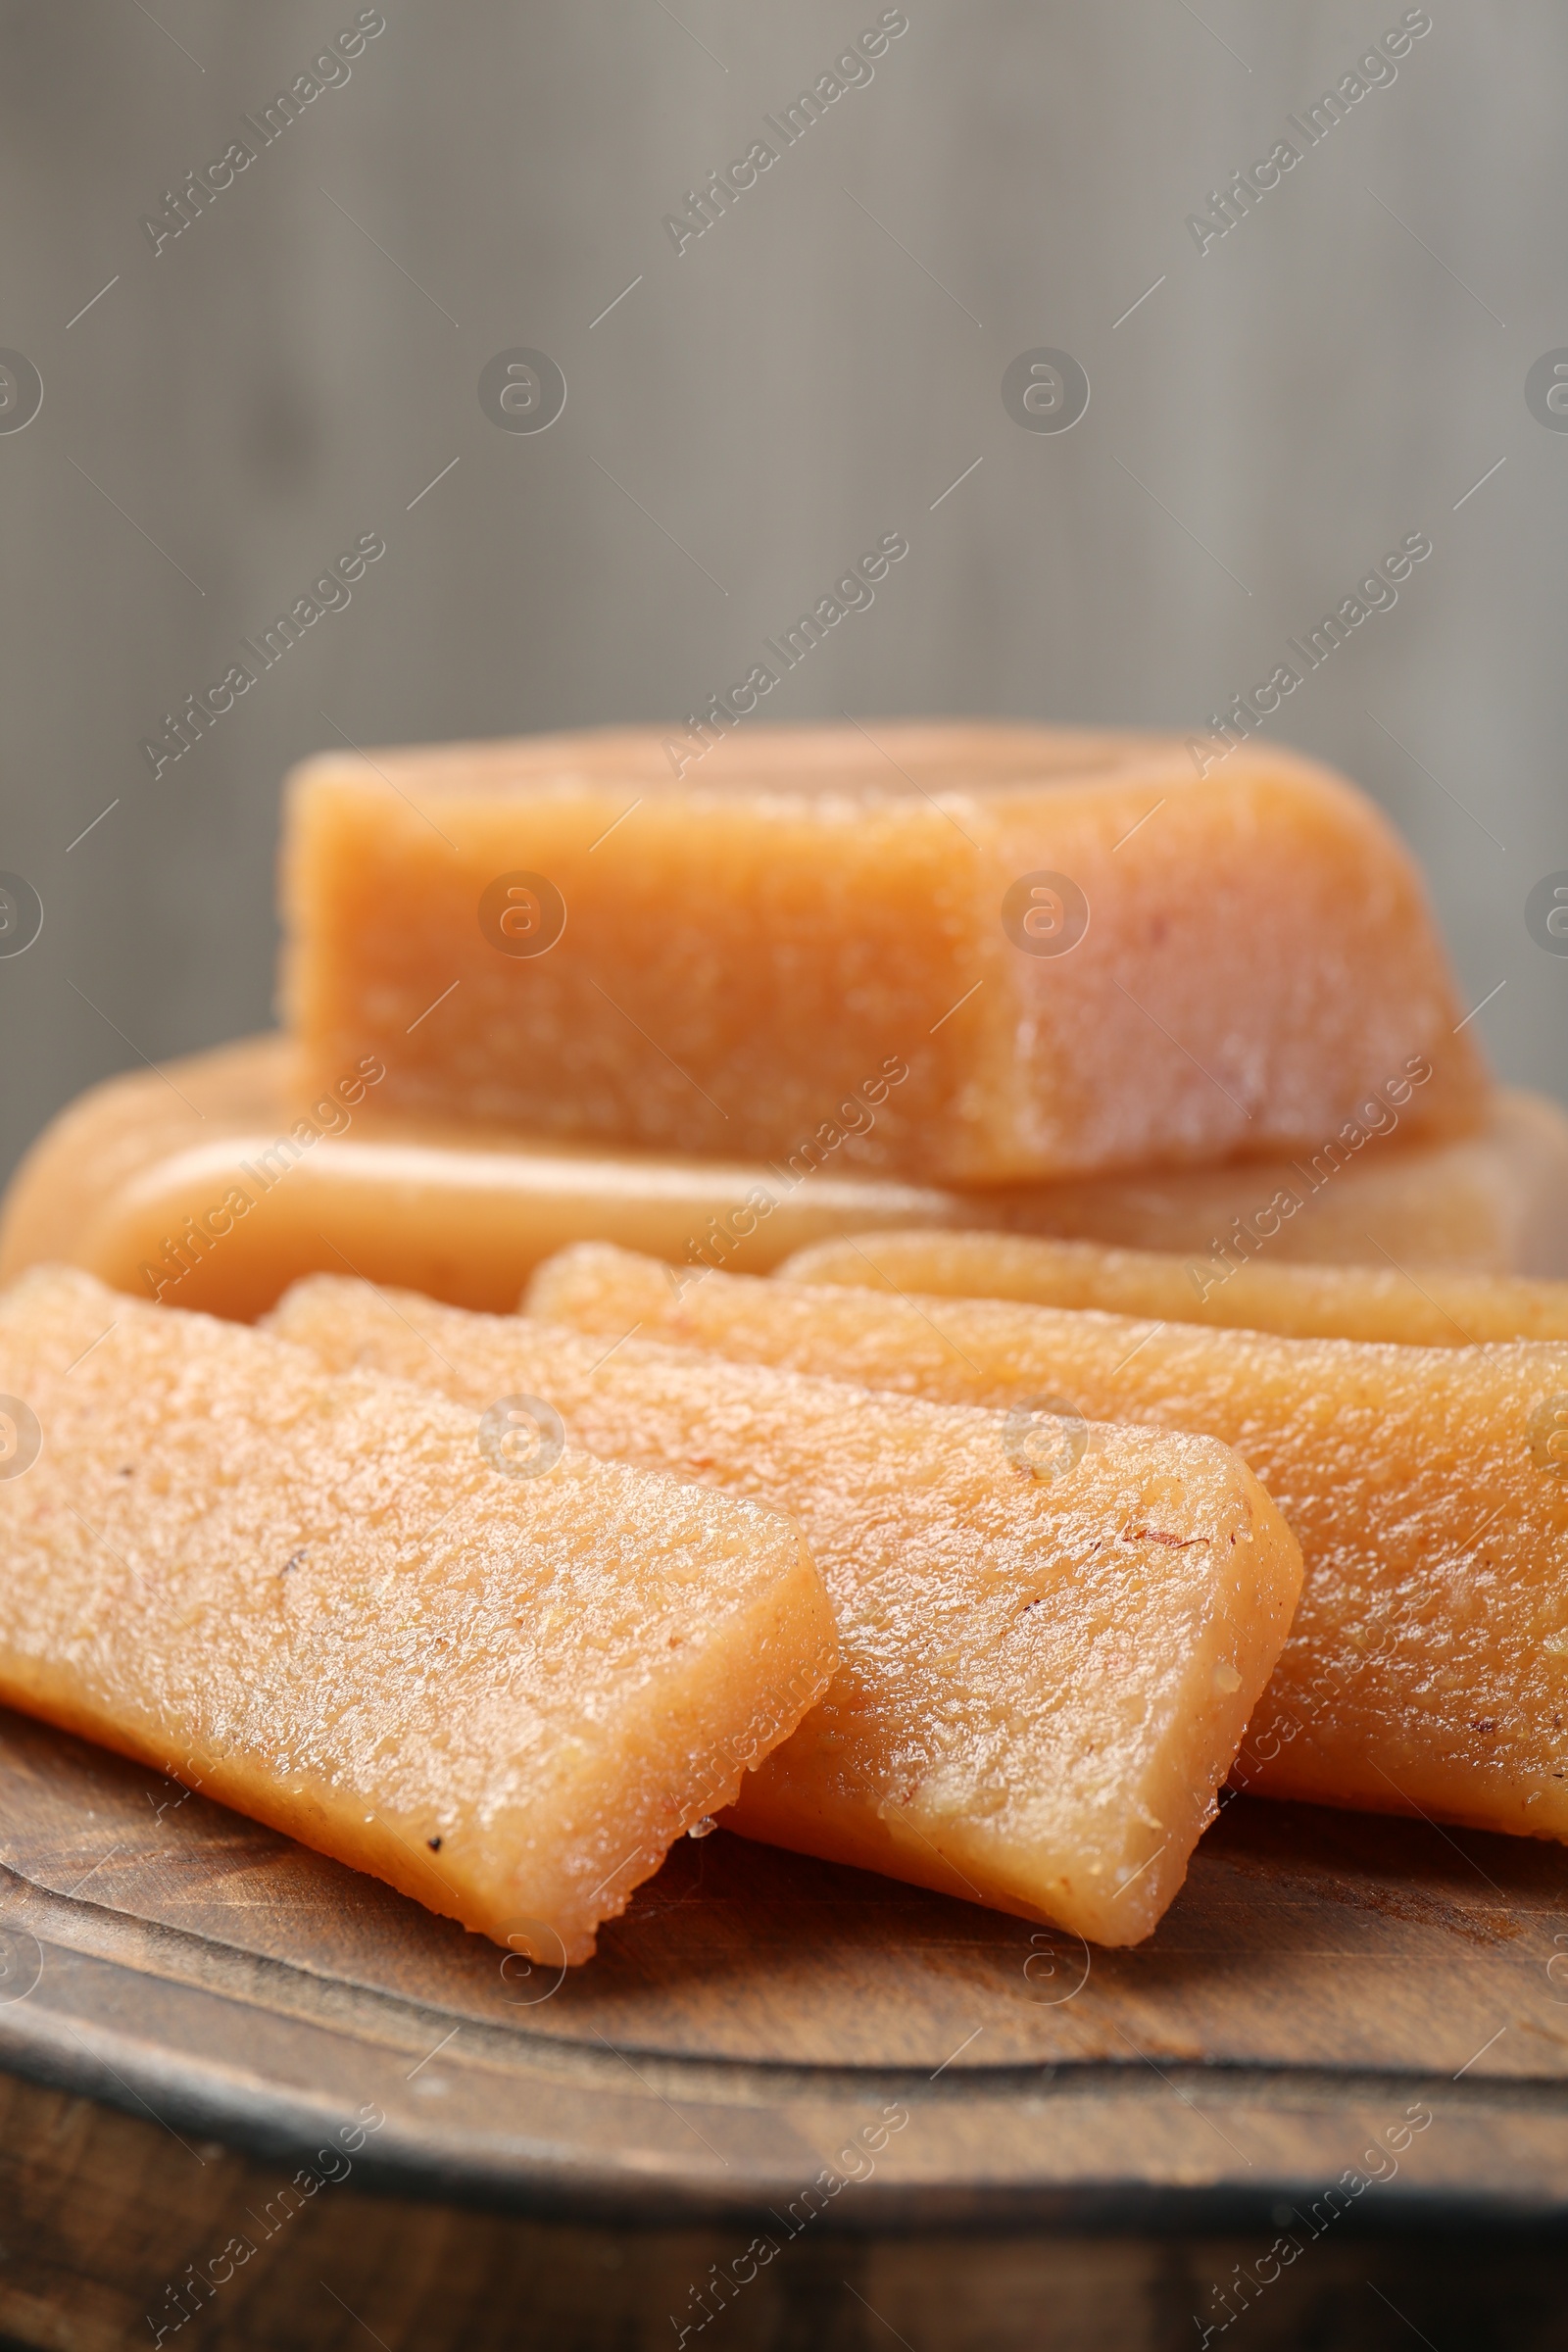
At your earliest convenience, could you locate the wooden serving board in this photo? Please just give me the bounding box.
[2,1699,1568,2247]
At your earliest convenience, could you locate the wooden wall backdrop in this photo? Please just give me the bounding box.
[0,0,1564,1181]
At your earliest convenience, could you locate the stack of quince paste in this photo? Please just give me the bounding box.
[4,722,1568,1970]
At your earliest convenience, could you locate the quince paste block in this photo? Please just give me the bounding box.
[527,1245,1568,1844]
[0,1037,984,1320]
[269,1274,1302,1946]
[781,1231,1568,1348]
[278,722,1487,1182]
[0,1267,836,1962]
[974,1088,1568,1277]
[3,1042,1557,1330]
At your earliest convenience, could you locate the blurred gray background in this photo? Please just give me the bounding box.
[1,0,1562,1182]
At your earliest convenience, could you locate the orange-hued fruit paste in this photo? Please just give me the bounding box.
[529,1245,1568,1845]
[280,722,1487,1182]
[4,1040,1556,1328]
[782,1230,1568,1347]
[0,1267,835,1962]
[270,1274,1301,1945]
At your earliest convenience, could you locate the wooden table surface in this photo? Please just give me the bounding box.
[1,1697,1567,2249]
